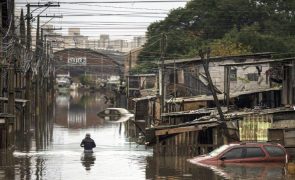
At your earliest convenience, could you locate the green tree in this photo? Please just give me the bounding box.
[137,0,295,72]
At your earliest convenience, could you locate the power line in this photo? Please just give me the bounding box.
[15,1,189,5]
[43,7,169,13]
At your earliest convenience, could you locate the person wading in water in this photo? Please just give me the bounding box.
[80,133,96,153]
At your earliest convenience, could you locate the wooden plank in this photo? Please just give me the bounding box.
[268,129,284,145]
[155,125,202,136]
[155,123,219,136]
[0,97,29,103]
[284,130,295,138]
[284,138,295,146]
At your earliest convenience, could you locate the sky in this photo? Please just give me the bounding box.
[15,0,188,41]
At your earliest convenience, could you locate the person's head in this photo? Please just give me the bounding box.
[85,133,91,138]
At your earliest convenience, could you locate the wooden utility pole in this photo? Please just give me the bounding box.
[129,51,132,74]
[199,49,225,121]
[34,15,41,140]
[0,3,3,112]
[26,4,31,51]
[34,14,61,141]
[7,67,15,116]
[20,9,26,46]
[126,51,132,108]
[7,0,16,117]
[11,0,15,34]
[224,66,230,108]
[293,60,295,105]
[0,2,2,61]
[199,49,238,142]
[159,33,167,120]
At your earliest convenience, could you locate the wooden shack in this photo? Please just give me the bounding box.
[130,96,160,138]
[268,127,295,159]
[267,109,295,148]
[147,107,295,156]
[227,107,295,142]
[142,54,295,155]
[146,119,235,156]
[162,53,273,98]
[126,74,157,109]
[161,54,295,112]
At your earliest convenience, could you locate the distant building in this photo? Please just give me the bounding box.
[87,39,99,50]
[63,28,88,49]
[68,28,80,36]
[109,40,129,52]
[131,36,146,48]
[99,34,110,49]
[41,27,145,52]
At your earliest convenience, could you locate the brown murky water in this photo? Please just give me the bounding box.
[0,91,294,180]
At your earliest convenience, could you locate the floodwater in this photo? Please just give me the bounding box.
[0,91,295,180]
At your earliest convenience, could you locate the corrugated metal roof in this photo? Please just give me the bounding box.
[160,52,273,65]
[132,96,157,102]
[166,87,281,103]
[220,57,295,66]
[127,74,157,77]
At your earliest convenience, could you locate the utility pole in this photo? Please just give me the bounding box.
[25,4,32,134]
[26,2,60,49]
[7,0,16,117]
[129,51,132,74]
[127,51,132,106]
[200,49,225,121]
[7,0,16,118]
[36,15,40,59]
[20,9,26,47]
[159,33,167,120]
[26,2,60,140]
[0,2,3,112]
[34,15,41,140]
[26,4,31,51]
[224,66,230,109]
[199,48,238,142]
[10,0,15,34]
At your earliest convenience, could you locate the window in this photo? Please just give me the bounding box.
[209,145,230,157]
[247,73,259,81]
[104,109,110,115]
[146,77,155,89]
[230,68,237,81]
[111,110,120,115]
[222,148,243,160]
[245,147,265,158]
[264,146,285,157]
[169,72,178,84]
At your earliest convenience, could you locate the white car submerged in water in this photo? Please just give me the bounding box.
[97,108,134,122]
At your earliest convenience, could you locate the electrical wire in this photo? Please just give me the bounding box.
[15,1,189,5]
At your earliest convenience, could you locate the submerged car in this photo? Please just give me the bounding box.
[97,108,134,122]
[189,142,289,165]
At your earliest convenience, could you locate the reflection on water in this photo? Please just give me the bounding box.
[55,91,107,129]
[0,91,294,179]
[218,163,286,179]
[81,153,96,171]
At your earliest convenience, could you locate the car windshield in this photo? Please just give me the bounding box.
[209,145,230,157]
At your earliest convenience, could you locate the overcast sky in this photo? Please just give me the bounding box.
[15,0,188,41]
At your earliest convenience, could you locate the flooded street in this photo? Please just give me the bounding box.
[0,92,294,180]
